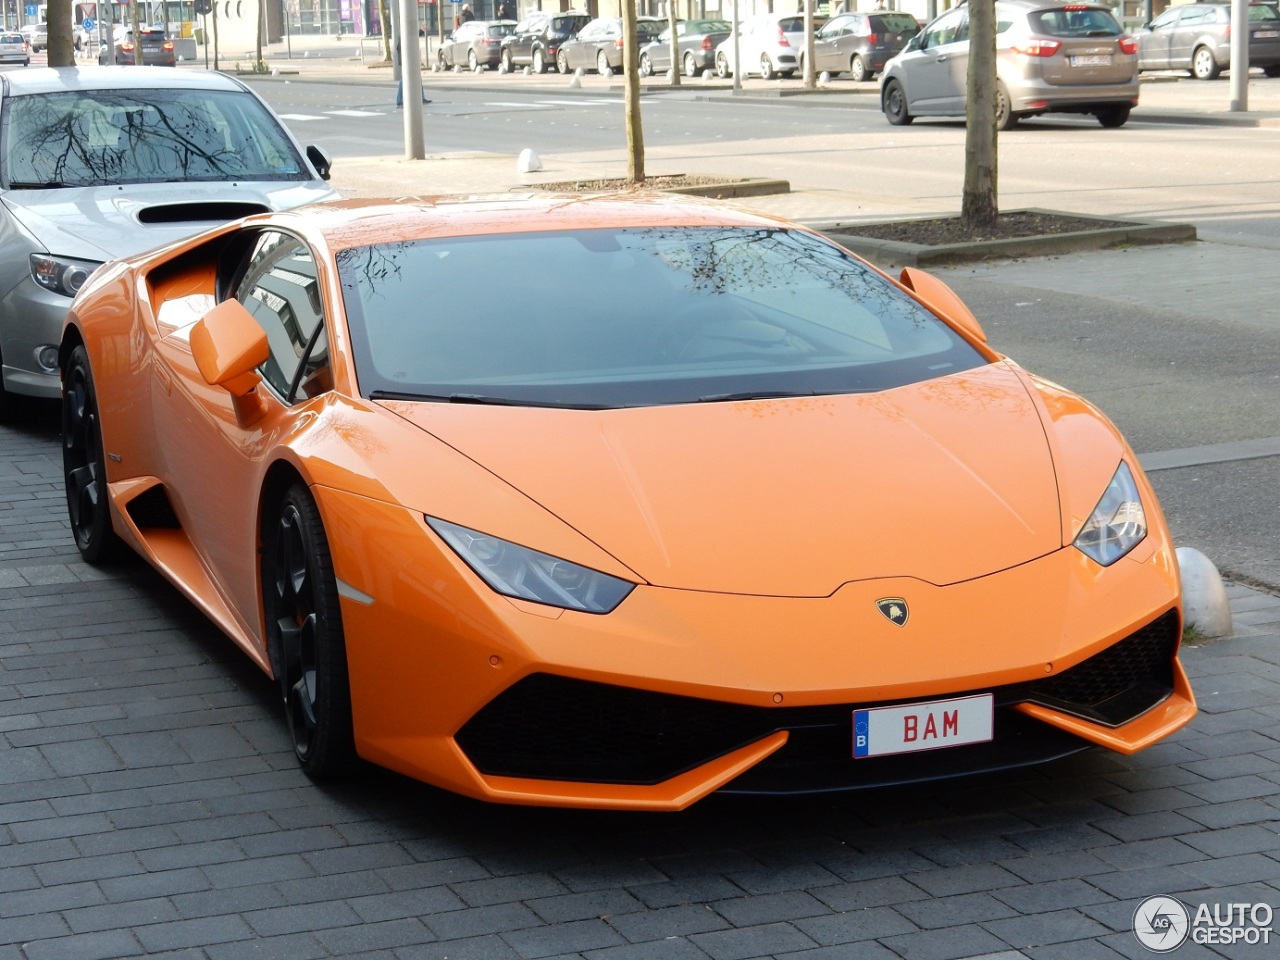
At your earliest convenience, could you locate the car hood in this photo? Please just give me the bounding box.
[387,362,1068,597]
[3,180,336,262]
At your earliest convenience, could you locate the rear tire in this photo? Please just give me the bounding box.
[1095,104,1131,128]
[715,51,731,78]
[1191,45,1220,80]
[533,46,548,73]
[882,79,913,125]
[995,81,1018,131]
[597,50,611,75]
[759,54,775,80]
[684,52,700,77]
[264,483,356,778]
[468,49,479,71]
[1264,64,1280,78]
[639,52,653,77]
[849,54,869,82]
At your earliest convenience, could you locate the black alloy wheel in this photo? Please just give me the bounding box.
[882,79,913,125]
[264,482,356,777]
[62,345,122,565]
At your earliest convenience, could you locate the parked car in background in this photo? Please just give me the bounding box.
[638,18,731,77]
[0,66,336,417]
[438,19,516,70]
[103,28,176,66]
[880,0,1139,130]
[500,10,590,73]
[556,16,665,74]
[1135,1,1280,80]
[807,10,921,82]
[19,23,46,52]
[714,13,811,80]
[0,32,30,66]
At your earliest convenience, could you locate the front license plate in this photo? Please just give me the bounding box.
[1070,54,1112,66]
[853,694,993,758]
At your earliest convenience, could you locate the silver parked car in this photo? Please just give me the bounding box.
[1136,1,1280,80]
[0,68,337,417]
[880,0,1140,130]
[638,19,732,78]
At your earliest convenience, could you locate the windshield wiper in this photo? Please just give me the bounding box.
[5,181,78,190]
[369,389,608,410]
[696,390,819,403]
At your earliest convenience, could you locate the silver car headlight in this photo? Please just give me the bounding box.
[30,254,101,298]
[428,518,635,614]
[1073,462,1147,566]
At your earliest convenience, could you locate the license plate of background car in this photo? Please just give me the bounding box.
[1070,55,1112,66]
[853,693,993,758]
[1256,30,1280,38]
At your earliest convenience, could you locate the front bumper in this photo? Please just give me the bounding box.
[1,279,73,399]
[320,488,1193,810]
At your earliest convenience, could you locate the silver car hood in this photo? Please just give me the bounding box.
[2,180,337,262]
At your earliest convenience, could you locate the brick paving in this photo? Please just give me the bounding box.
[3,366,1280,959]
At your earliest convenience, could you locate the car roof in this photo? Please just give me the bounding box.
[0,66,247,97]
[268,194,796,253]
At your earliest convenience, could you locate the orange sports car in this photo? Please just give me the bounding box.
[60,195,1196,810]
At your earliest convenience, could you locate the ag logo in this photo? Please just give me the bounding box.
[875,598,908,626]
[1133,895,1190,952]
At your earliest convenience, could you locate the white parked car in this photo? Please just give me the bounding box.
[714,13,809,80]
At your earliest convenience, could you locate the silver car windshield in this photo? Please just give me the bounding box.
[1,87,309,188]
[338,226,987,409]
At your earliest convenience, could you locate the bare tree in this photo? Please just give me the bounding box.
[46,0,74,66]
[380,0,393,62]
[622,1,644,183]
[961,0,998,232]
[130,1,143,65]
[666,1,680,87]
[802,0,816,90]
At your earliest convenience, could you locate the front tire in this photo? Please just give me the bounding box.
[597,50,611,75]
[639,52,653,77]
[1191,45,1220,80]
[264,483,356,778]
[715,51,731,78]
[501,48,514,72]
[882,79,914,125]
[759,54,776,80]
[62,345,123,565]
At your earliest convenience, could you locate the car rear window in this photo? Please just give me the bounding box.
[1027,7,1122,37]
[337,227,987,409]
[871,14,920,34]
[1250,3,1280,21]
[777,16,806,32]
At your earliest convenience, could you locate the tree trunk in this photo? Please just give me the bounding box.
[130,1,143,66]
[45,0,73,66]
[802,0,816,90]
[961,0,998,233]
[667,2,680,87]
[622,1,644,183]
[381,0,393,62]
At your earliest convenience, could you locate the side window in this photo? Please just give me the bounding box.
[234,232,331,403]
[923,9,966,48]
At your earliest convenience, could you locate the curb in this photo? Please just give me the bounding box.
[813,209,1198,266]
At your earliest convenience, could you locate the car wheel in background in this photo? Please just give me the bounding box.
[639,52,653,76]
[1095,103,1131,128]
[882,79,913,125]
[62,345,123,565]
[501,47,514,72]
[468,49,479,71]
[759,53,776,80]
[597,50,611,75]
[850,54,869,82]
[1264,64,1280,78]
[1191,45,1220,80]
[716,51,731,78]
[995,81,1018,131]
[684,52,699,77]
[438,49,449,69]
[264,482,356,778]
[533,46,548,73]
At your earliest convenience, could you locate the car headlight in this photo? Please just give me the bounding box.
[428,518,635,614]
[1073,461,1147,566]
[30,254,101,298]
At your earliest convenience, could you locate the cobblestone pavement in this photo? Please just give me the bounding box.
[2,379,1280,960]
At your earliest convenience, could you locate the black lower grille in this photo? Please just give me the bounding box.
[455,609,1181,790]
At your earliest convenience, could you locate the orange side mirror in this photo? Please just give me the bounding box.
[190,300,269,397]
[898,267,988,344]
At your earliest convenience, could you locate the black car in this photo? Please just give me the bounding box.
[102,28,176,67]
[500,10,590,73]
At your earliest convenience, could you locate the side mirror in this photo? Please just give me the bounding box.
[898,267,988,343]
[306,144,332,181]
[903,35,922,52]
[191,299,269,396]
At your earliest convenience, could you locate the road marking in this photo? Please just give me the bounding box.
[1139,436,1280,472]
[277,113,329,121]
[327,109,386,117]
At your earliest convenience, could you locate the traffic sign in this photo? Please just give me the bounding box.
[82,17,95,31]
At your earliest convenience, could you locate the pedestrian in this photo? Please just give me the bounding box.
[393,39,431,107]
[498,1,513,20]
[459,4,475,24]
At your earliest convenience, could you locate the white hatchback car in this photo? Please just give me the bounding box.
[0,67,337,417]
[714,13,809,80]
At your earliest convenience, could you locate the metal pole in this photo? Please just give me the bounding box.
[401,0,426,158]
[731,0,740,93]
[1229,0,1248,111]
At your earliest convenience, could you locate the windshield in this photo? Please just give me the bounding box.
[1,87,309,188]
[337,226,986,409]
